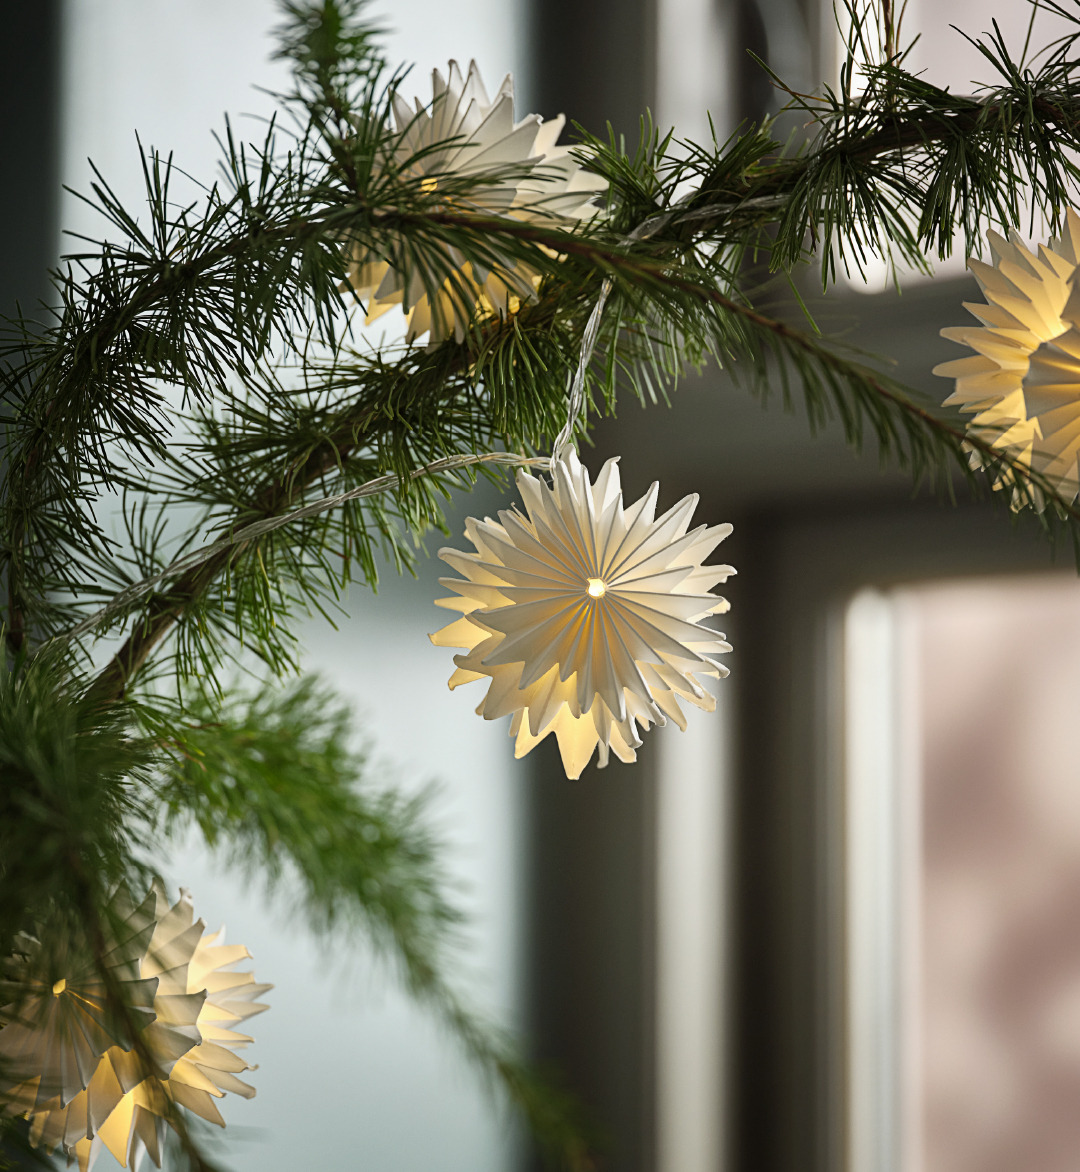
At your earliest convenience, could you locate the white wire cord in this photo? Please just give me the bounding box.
[550,216,667,468]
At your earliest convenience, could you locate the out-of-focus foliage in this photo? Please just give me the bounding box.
[0,653,155,958]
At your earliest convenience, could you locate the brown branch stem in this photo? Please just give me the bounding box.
[82,404,377,707]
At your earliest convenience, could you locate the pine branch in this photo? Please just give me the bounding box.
[77,322,554,702]
[152,677,596,1168]
[9,5,1080,1167]
[61,451,547,648]
[72,195,1080,705]
[0,653,156,950]
[347,211,1080,528]
[0,654,224,1170]
[12,4,1080,656]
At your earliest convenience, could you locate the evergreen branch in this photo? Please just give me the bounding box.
[6,0,1077,535]
[58,451,547,648]
[388,210,1080,524]
[635,258,1080,525]
[14,27,1077,548]
[0,1119,55,1170]
[78,201,1080,706]
[336,208,1080,522]
[153,678,595,1168]
[11,16,1080,651]
[730,93,1080,210]
[7,1,1080,1168]
[0,653,156,952]
[77,332,550,702]
[0,655,224,1171]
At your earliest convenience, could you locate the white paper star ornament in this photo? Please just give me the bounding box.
[345,59,606,344]
[431,450,734,778]
[0,888,190,1116]
[934,209,1080,507]
[1,888,270,1172]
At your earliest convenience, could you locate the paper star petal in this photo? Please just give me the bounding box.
[934,209,1080,507]
[431,450,734,778]
[2,888,270,1172]
[345,59,606,344]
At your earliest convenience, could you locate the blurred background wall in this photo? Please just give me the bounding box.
[7,2,1080,1171]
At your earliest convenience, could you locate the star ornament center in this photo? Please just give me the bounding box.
[430,450,735,778]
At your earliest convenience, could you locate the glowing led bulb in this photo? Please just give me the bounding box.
[586,578,606,598]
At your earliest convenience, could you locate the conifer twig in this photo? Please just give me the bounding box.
[61,450,545,649]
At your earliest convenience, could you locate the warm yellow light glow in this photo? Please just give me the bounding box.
[344,60,606,345]
[3,888,271,1172]
[935,209,1080,508]
[431,450,735,778]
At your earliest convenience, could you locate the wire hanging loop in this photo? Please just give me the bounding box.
[549,214,672,471]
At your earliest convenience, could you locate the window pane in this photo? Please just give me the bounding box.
[914,574,1080,1172]
[59,4,524,1170]
[847,573,1080,1172]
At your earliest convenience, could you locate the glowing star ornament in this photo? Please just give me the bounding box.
[0,888,270,1172]
[0,888,193,1117]
[431,450,734,778]
[345,59,606,344]
[934,209,1080,507]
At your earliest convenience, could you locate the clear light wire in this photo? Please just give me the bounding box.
[550,215,669,469]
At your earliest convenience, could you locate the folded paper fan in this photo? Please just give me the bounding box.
[0,888,183,1115]
[933,209,1080,507]
[1,888,270,1172]
[431,450,734,778]
[344,59,606,344]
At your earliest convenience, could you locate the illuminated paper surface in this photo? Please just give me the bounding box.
[935,208,1080,505]
[0,888,269,1171]
[344,59,606,344]
[432,449,734,778]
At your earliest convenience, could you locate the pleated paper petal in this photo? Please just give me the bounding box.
[0,888,170,1113]
[431,450,735,778]
[2,888,270,1172]
[934,209,1080,507]
[344,59,606,344]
